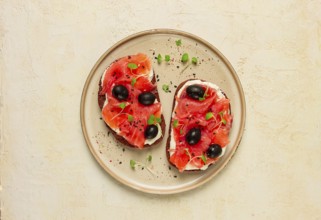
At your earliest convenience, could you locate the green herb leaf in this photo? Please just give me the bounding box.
[155,117,162,124]
[131,78,136,87]
[176,39,182,46]
[119,102,126,109]
[173,119,178,128]
[157,54,162,64]
[192,57,198,64]
[162,84,170,93]
[205,112,213,120]
[219,111,227,125]
[201,154,207,163]
[128,114,133,122]
[165,55,170,62]
[147,114,161,125]
[147,155,152,162]
[130,159,136,169]
[147,114,155,125]
[199,88,208,101]
[181,53,189,63]
[180,128,183,135]
[128,63,138,70]
[184,148,190,157]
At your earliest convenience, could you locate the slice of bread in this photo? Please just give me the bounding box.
[166,79,233,172]
[98,53,165,149]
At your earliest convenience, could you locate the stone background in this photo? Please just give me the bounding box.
[1,0,321,219]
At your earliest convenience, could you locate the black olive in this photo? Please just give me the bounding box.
[186,85,205,100]
[185,127,201,145]
[144,124,158,139]
[112,85,129,100]
[207,144,222,158]
[138,92,156,106]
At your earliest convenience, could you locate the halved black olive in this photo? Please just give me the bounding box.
[186,85,205,100]
[144,124,158,139]
[185,127,201,145]
[138,92,156,106]
[112,85,129,100]
[206,144,222,158]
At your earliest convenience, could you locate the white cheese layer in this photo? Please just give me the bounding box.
[169,79,227,171]
[148,68,154,81]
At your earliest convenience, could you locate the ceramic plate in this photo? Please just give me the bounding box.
[80,29,246,194]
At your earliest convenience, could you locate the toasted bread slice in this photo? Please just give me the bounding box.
[98,53,165,149]
[166,79,233,172]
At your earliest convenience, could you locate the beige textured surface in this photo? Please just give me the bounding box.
[1,0,321,219]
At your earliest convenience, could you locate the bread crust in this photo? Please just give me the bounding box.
[98,70,165,149]
[166,79,230,171]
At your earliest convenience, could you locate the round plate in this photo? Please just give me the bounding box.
[80,29,246,194]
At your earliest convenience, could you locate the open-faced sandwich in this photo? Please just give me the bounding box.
[167,79,233,172]
[98,53,165,149]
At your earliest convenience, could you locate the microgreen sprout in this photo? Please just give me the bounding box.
[205,112,213,120]
[147,115,155,125]
[127,63,138,70]
[198,87,209,101]
[119,102,126,109]
[162,84,170,93]
[129,155,155,175]
[173,119,178,128]
[155,117,162,123]
[131,78,136,87]
[219,111,227,125]
[181,53,189,63]
[176,39,182,46]
[128,114,133,122]
[157,54,162,64]
[130,159,136,168]
[111,102,131,121]
[165,55,170,62]
[184,148,191,158]
[201,154,207,163]
[192,57,198,64]
[147,114,162,125]
[184,150,209,168]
